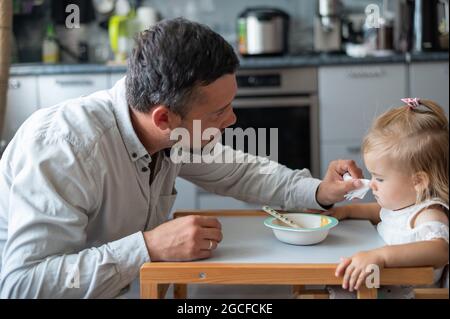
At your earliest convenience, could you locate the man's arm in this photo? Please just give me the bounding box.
[179,145,324,210]
[0,138,149,298]
[179,145,363,210]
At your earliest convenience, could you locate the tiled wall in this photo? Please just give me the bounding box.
[142,0,384,52]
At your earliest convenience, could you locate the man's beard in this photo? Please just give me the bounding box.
[168,126,225,154]
[189,129,224,154]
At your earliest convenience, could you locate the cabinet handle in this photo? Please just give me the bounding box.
[347,146,361,154]
[347,69,385,79]
[9,79,21,89]
[55,80,94,86]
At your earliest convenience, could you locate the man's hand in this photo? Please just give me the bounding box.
[143,215,223,262]
[316,160,364,207]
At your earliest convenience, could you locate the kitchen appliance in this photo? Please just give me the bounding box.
[375,17,395,55]
[225,68,320,176]
[437,0,449,50]
[237,7,290,56]
[393,0,415,52]
[52,0,96,62]
[108,0,133,63]
[342,13,368,57]
[314,0,343,52]
[413,0,449,51]
[135,6,159,31]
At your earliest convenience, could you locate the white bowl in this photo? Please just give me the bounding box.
[264,213,338,245]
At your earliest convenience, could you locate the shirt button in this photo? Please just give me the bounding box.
[132,153,137,158]
[142,167,149,172]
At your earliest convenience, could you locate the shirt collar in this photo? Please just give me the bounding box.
[110,77,149,162]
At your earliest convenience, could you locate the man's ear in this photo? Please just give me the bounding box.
[151,106,171,131]
[152,106,182,131]
[412,171,430,193]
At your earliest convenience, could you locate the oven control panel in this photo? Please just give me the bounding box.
[236,74,281,88]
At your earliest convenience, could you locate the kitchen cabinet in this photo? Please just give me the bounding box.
[318,63,407,204]
[170,178,197,218]
[1,76,39,149]
[38,74,109,108]
[197,192,261,210]
[109,72,126,87]
[318,64,407,177]
[409,62,449,116]
[319,64,408,143]
[170,180,260,213]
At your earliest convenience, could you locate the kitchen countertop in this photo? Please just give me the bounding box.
[9,52,449,76]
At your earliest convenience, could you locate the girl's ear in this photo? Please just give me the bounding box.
[412,171,430,194]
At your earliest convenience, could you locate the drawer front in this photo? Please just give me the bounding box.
[197,193,260,210]
[2,76,39,145]
[38,74,109,108]
[410,62,449,116]
[109,73,126,87]
[319,64,407,142]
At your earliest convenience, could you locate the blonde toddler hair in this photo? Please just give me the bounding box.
[362,99,449,205]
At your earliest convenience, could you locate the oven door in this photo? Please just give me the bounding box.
[229,95,319,177]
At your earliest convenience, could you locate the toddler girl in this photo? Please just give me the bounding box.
[328,98,449,298]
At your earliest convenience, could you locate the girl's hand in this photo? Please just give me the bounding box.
[304,206,350,220]
[325,206,350,221]
[335,250,385,292]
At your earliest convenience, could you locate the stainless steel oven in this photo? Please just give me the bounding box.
[229,67,320,177]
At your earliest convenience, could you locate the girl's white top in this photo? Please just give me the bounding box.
[377,198,449,284]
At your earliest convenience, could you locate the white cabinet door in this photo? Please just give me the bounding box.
[170,178,197,218]
[197,193,261,210]
[319,64,407,142]
[409,62,449,116]
[321,142,375,203]
[109,73,126,87]
[1,76,39,147]
[38,74,109,108]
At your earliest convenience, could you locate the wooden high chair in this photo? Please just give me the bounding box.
[414,265,449,299]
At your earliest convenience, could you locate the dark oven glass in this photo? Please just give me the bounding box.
[226,106,311,171]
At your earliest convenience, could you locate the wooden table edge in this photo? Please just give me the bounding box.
[140,262,434,299]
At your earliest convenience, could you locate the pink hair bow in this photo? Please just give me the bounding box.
[401,98,421,110]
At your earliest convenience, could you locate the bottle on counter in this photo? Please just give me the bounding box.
[42,23,59,64]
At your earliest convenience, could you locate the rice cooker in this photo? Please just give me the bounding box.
[238,7,290,56]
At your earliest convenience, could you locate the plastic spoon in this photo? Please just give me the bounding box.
[262,206,302,229]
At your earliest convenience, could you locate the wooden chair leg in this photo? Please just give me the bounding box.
[357,286,378,299]
[293,285,329,299]
[140,283,170,299]
[174,284,188,299]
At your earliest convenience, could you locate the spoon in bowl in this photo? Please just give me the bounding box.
[262,206,303,229]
